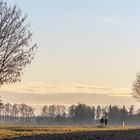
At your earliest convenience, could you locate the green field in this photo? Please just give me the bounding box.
[0,125,140,140]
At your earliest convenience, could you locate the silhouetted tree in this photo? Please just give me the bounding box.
[48,105,56,118]
[0,0,37,86]
[55,105,66,118]
[129,105,135,116]
[96,105,102,120]
[132,72,140,101]
[108,105,121,123]
[69,105,76,118]
[0,98,3,123]
[12,104,20,123]
[120,106,128,121]
[91,106,96,120]
[41,106,48,117]
[20,103,27,124]
[69,103,95,123]
[4,103,12,124]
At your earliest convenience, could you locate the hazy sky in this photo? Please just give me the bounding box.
[2,0,140,108]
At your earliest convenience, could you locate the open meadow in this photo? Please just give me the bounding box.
[0,125,140,140]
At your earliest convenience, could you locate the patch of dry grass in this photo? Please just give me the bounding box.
[0,125,139,139]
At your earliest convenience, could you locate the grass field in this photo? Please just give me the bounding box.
[0,125,140,140]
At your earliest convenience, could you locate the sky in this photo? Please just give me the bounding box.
[1,0,140,110]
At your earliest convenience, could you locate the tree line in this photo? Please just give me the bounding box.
[0,102,35,124]
[0,101,140,126]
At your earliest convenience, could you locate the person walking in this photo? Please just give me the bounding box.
[104,118,108,128]
[100,117,104,127]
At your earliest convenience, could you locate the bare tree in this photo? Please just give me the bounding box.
[129,105,134,116]
[4,103,12,124]
[96,105,102,120]
[12,104,20,124]
[132,72,140,101]
[0,0,37,86]
[41,106,48,117]
[0,98,3,123]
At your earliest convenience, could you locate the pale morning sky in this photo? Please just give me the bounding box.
[1,0,140,109]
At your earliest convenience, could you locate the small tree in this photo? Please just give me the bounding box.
[129,105,134,116]
[132,72,140,101]
[0,0,37,86]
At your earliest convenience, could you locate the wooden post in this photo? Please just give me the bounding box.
[122,121,125,127]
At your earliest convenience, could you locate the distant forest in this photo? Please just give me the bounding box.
[0,102,139,126]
